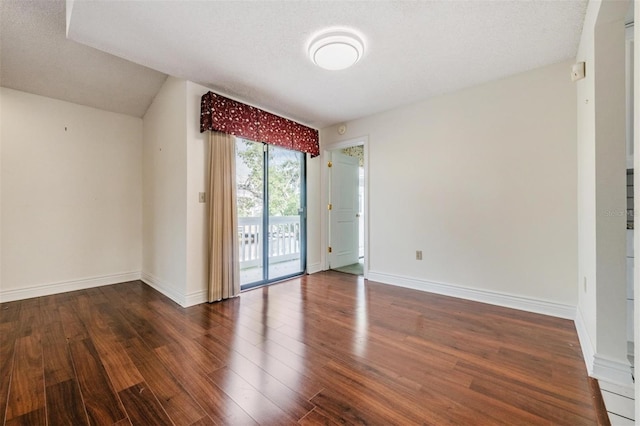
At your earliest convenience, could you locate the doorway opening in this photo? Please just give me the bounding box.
[326,142,366,277]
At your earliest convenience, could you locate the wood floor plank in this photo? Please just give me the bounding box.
[96,287,147,342]
[14,299,42,339]
[5,334,45,421]
[311,389,405,425]
[46,379,90,426]
[318,358,479,425]
[297,408,340,426]
[0,321,17,426]
[466,370,596,424]
[42,321,76,386]
[0,273,606,424]
[113,302,174,350]
[154,344,258,425]
[123,336,211,426]
[148,298,212,339]
[70,294,146,392]
[87,331,144,393]
[256,337,332,378]
[193,302,265,345]
[208,367,298,425]
[94,339,144,393]
[59,304,90,342]
[589,377,611,426]
[405,332,592,401]
[209,344,315,421]
[39,293,65,325]
[185,304,228,332]
[416,366,552,425]
[4,407,46,426]
[118,382,173,426]
[68,338,127,425]
[0,300,22,324]
[186,417,217,426]
[203,328,325,400]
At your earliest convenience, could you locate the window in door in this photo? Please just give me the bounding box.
[235,139,306,289]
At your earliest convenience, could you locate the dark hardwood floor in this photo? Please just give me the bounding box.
[1,271,605,425]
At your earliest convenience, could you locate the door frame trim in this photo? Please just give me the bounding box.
[321,136,369,279]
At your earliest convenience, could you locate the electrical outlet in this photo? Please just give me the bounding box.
[416,250,422,260]
[199,192,206,203]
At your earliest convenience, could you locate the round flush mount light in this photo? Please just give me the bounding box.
[309,30,364,71]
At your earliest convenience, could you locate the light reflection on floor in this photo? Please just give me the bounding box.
[353,279,369,357]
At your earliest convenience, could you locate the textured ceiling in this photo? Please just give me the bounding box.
[0,0,167,117]
[3,1,588,126]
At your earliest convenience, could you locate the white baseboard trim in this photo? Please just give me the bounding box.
[575,307,634,386]
[575,307,595,375]
[0,271,141,303]
[307,262,323,274]
[367,271,576,319]
[593,354,634,387]
[141,271,187,307]
[184,290,207,307]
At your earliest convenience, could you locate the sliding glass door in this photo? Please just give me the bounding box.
[236,139,306,289]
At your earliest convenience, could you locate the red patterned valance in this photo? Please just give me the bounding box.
[200,92,320,157]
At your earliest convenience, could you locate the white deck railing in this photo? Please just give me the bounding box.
[238,216,301,269]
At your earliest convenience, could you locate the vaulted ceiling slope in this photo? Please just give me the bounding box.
[4,1,588,127]
[0,0,167,117]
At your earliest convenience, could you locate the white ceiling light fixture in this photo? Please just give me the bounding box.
[309,29,364,71]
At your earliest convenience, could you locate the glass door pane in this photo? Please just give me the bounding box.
[236,140,306,289]
[267,146,305,280]
[236,139,264,286]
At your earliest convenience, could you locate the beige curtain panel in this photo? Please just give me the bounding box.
[207,131,240,302]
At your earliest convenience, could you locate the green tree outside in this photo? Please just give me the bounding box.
[236,140,301,217]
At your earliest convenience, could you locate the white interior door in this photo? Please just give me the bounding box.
[329,151,359,269]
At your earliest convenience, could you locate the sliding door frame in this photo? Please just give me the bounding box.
[241,143,307,290]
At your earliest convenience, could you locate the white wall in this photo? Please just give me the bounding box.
[593,11,628,373]
[141,77,188,303]
[142,77,212,307]
[317,60,578,314]
[1,86,3,298]
[575,0,631,386]
[185,81,211,305]
[0,87,142,301]
[576,0,600,352]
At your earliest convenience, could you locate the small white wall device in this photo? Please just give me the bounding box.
[571,62,586,82]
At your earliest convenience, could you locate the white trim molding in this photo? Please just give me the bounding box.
[575,308,634,386]
[184,290,207,307]
[592,354,634,387]
[141,271,186,307]
[574,306,595,375]
[307,262,323,274]
[0,271,141,303]
[367,271,576,319]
